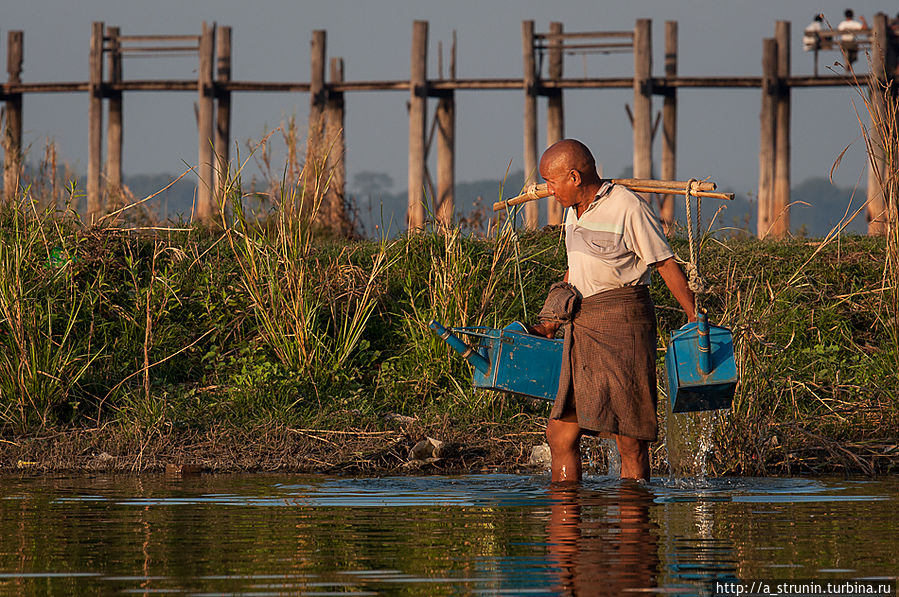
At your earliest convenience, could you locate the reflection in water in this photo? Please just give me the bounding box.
[548,482,659,595]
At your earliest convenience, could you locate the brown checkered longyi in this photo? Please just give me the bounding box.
[549,285,659,441]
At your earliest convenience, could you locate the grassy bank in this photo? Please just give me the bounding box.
[0,182,896,475]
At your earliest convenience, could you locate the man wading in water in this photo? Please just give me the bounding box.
[530,139,696,483]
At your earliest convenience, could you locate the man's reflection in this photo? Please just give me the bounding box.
[547,481,659,596]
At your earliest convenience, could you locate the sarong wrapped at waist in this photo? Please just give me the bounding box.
[550,284,659,441]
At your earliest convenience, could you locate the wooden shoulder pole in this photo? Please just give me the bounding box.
[522,20,539,229]
[436,35,455,229]
[633,19,653,192]
[3,31,23,203]
[758,38,777,238]
[215,25,232,200]
[866,13,888,236]
[106,26,123,213]
[660,21,677,231]
[771,20,791,238]
[408,20,428,231]
[196,21,216,223]
[306,29,326,195]
[546,21,564,226]
[325,56,350,235]
[88,21,104,220]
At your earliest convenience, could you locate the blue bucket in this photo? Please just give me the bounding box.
[665,312,737,413]
[430,320,563,402]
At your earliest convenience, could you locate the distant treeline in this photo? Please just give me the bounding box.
[21,164,869,237]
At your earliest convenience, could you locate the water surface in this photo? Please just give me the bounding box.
[1,473,897,595]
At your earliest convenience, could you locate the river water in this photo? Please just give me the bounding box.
[0,473,897,596]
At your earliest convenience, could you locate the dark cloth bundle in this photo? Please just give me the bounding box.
[537,282,581,324]
[549,285,659,441]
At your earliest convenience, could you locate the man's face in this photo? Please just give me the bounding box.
[540,163,578,208]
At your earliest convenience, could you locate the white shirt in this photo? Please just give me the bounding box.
[564,183,674,298]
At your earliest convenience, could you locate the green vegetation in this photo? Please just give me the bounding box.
[0,153,896,475]
[0,204,894,474]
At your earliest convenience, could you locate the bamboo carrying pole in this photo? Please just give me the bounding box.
[196,21,215,222]
[215,26,232,200]
[758,38,777,238]
[3,31,23,202]
[522,20,539,229]
[88,22,104,220]
[771,21,791,238]
[866,13,889,236]
[546,21,564,226]
[408,20,428,231]
[491,179,731,212]
[660,21,678,230]
[106,26,123,212]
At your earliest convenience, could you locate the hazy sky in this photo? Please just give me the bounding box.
[3,0,891,202]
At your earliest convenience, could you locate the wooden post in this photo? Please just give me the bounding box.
[88,21,104,220]
[324,57,350,235]
[408,20,428,231]
[106,26,124,212]
[436,35,455,228]
[866,13,889,236]
[215,26,232,200]
[3,31,23,203]
[758,38,777,239]
[196,22,216,222]
[633,20,653,191]
[522,20,539,229]
[771,21,791,238]
[306,29,326,194]
[546,21,564,226]
[660,21,677,231]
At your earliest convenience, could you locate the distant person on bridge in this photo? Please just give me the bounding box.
[838,9,868,65]
[803,14,828,52]
[528,139,696,483]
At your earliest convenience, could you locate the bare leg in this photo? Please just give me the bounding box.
[615,434,650,481]
[546,409,583,483]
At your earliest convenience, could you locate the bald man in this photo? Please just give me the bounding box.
[530,139,696,482]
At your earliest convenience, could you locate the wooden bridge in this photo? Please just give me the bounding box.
[1,14,895,236]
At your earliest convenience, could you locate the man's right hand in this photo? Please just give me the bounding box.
[528,322,560,338]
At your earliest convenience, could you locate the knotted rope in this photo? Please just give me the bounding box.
[683,178,708,313]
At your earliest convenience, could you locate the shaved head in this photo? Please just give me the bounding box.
[538,139,604,211]
[539,139,598,180]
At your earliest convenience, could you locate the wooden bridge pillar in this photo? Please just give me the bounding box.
[3,31,23,203]
[324,56,350,235]
[770,21,791,238]
[106,26,124,213]
[306,28,327,201]
[522,20,539,229]
[546,21,565,226]
[758,38,777,238]
[633,19,653,189]
[196,22,216,223]
[660,21,677,230]
[88,22,104,220]
[215,25,232,201]
[408,20,428,231]
[866,13,890,236]
[435,34,456,228]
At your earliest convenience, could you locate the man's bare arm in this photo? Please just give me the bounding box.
[530,270,569,338]
[653,257,697,322]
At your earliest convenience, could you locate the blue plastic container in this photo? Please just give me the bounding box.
[665,312,738,413]
[429,320,563,402]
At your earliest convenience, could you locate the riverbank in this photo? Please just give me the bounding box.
[1,196,897,476]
